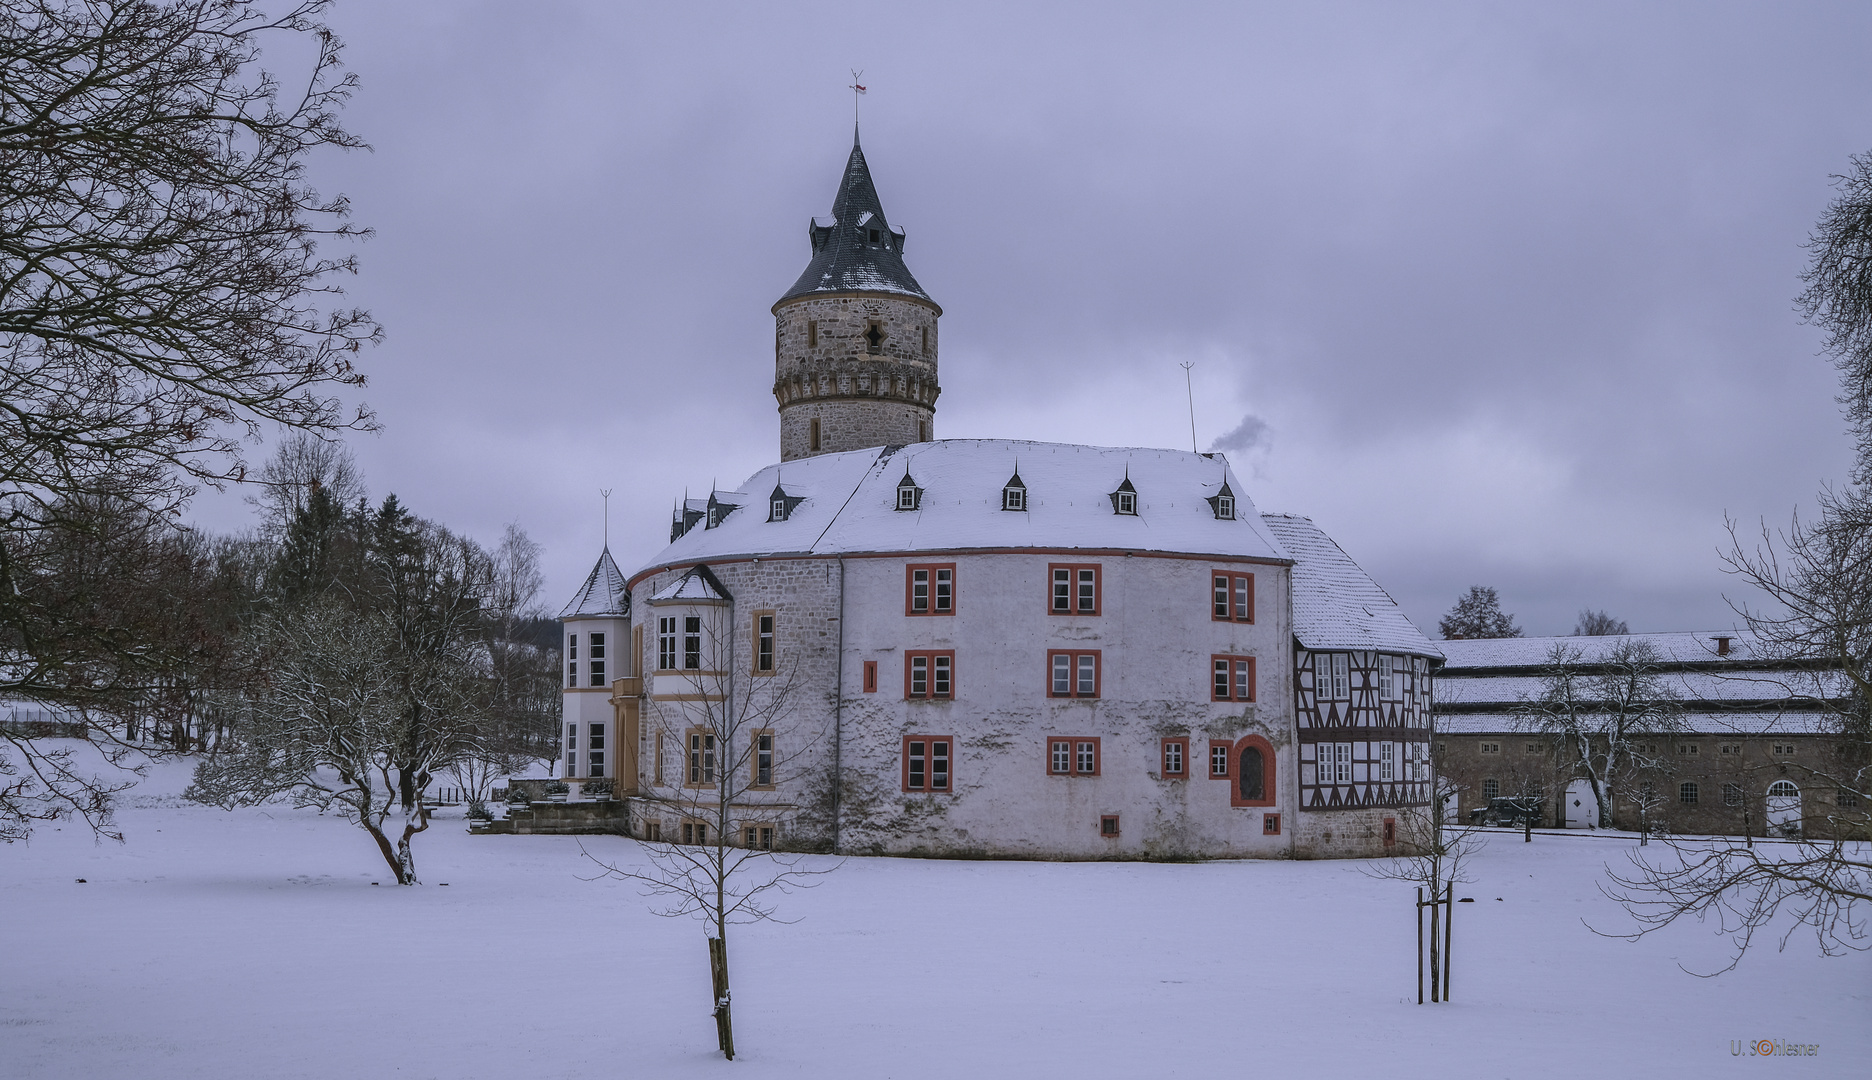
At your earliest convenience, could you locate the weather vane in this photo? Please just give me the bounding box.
[849,69,866,125]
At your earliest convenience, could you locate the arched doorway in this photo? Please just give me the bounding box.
[1766,780,1801,838]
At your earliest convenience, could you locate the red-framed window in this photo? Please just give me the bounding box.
[862,660,878,693]
[1382,817,1396,846]
[1161,737,1189,779]
[1263,813,1281,835]
[904,650,954,699]
[1209,740,1232,778]
[1211,570,1254,622]
[1048,563,1101,615]
[905,563,955,615]
[902,735,952,793]
[1230,735,1276,808]
[1047,650,1102,698]
[1210,655,1256,702]
[1046,736,1101,776]
[1100,814,1121,838]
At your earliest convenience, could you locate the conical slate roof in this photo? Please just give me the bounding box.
[776,129,936,307]
[560,548,629,619]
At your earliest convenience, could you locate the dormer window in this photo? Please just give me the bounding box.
[705,492,739,530]
[896,471,923,511]
[768,483,805,522]
[869,228,880,244]
[865,322,885,354]
[1002,471,1027,512]
[1206,480,1237,521]
[1110,475,1138,516]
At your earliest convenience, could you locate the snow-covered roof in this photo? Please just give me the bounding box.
[632,440,1292,579]
[1437,631,1759,670]
[1259,514,1441,660]
[1437,711,1839,736]
[648,564,732,604]
[559,548,629,619]
[1438,670,1838,707]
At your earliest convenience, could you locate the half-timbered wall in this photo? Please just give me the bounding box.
[1295,648,1433,809]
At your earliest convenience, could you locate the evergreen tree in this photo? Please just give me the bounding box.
[1438,586,1522,640]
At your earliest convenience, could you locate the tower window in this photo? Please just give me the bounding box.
[868,228,880,243]
[810,418,821,451]
[921,325,929,355]
[919,420,929,442]
[865,323,885,354]
[807,319,818,348]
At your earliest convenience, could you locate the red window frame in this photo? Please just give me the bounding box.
[1230,735,1277,808]
[1047,563,1101,616]
[1209,740,1232,778]
[1160,737,1189,779]
[905,563,956,616]
[1100,814,1121,838]
[1382,817,1396,847]
[1045,736,1101,776]
[1263,813,1281,835]
[901,734,953,793]
[1211,570,1254,623]
[1046,650,1102,698]
[903,650,955,699]
[1210,654,1257,702]
[862,660,877,693]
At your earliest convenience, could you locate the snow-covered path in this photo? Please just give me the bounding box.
[2,755,1862,1078]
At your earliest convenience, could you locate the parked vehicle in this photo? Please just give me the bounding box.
[1469,796,1544,828]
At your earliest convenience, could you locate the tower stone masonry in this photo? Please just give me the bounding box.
[773,129,941,461]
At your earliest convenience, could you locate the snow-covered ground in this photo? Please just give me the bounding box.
[1,749,1862,1078]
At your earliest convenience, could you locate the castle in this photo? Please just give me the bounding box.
[553,129,1442,858]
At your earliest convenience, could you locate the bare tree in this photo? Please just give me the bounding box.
[1517,640,1684,830]
[1364,771,1486,1002]
[1598,498,1871,968]
[186,601,458,883]
[1438,586,1522,640]
[0,0,376,839]
[1573,609,1630,636]
[246,433,368,540]
[587,613,831,1060]
[1798,151,1872,486]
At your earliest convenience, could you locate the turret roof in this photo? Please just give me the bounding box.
[776,129,936,307]
[559,548,629,619]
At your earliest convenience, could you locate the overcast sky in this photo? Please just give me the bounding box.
[186,1,1872,639]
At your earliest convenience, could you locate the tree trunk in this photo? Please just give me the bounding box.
[708,935,735,1060]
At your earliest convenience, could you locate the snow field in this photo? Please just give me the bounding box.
[0,752,1863,1079]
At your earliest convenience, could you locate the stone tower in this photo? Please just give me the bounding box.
[773,129,941,461]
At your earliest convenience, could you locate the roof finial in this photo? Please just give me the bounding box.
[600,488,612,550]
[849,69,866,133]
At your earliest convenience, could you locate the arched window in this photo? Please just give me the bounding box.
[1238,745,1264,802]
[1229,735,1275,807]
[1767,780,1799,797]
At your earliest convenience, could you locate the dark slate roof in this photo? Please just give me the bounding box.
[560,548,629,619]
[776,129,937,308]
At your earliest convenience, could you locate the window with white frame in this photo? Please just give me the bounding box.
[657,617,677,671]
[588,723,605,777]
[683,615,702,670]
[907,564,955,615]
[687,730,716,786]
[755,613,775,673]
[1315,653,1349,699]
[905,651,954,699]
[1046,737,1100,776]
[1049,564,1099,615]
[588,632,605,687]
[1379,741,1395,781]
[1316,742,1351,785]
[1378,655,1394,699]
[1211,655,1255,702]
[1048,651,1100,698]
[1210,743,1230,777]
[753,731,774,788]
[566,633,578,687]
[565,723,576,775]
[903,736,952,792]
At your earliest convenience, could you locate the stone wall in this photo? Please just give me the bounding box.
[774,294,939,460]
[612,550,1426,860]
